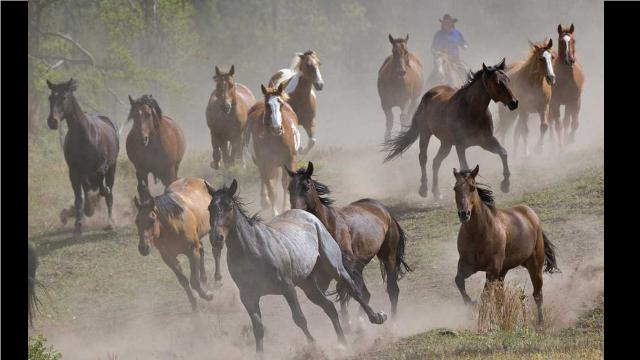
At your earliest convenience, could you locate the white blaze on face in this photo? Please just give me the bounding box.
[314,64,323,84]
[542,50,555,79]
[562,34,572,61]
[268,96,283,129]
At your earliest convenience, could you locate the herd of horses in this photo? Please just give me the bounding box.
[29,23,584,354]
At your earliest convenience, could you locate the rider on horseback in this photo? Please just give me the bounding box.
[428,14,468,87]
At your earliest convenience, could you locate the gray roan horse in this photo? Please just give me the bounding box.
[205,180,387,353]
[47,79,119,239]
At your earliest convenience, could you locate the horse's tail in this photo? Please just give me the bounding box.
[383,216,412,282]
[383,96,425,162]
[542,232,561,274]
[335,252,367,305]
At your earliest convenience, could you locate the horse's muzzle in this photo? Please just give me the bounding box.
[138,243,151,256]
[142,136,150,147]
[222,103,232,114]
[507,100,519,111]
[270,127,284,136]
[47,116,59,130]
[458,210,471,223]
[314,81,324,91]
[546,75,556,86]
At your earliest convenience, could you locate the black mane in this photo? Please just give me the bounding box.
[154,192,184,220]
[458,169,495,208]
[135,94,163,119]
[295,167,334,206]
[215,188,262,225]
[459,68,485,91]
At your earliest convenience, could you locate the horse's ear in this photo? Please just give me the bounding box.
[306,162,314,177]
[46,79,54,90]
[569,24,574,34]
[261,84,267,96]
[297,52,304,59]
[284,165,296,178]
[471,165,480,178]
[229,65,235,76]
[453,168,459,177]
[482,62,488,72]
[68,78,77,92]
[496,58,506,70]
[204,181,216,196]
[388,34,394,44]
[215,66,221,77]
[405,33,409,42]
[134,196,141,210]
[557,24,563,34]
[229,179,238,196]
[277,82,286,95]
[546,38,553,49]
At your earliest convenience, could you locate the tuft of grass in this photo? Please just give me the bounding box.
[477,282,528,332]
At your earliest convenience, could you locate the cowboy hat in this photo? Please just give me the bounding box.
[439,14,458,23]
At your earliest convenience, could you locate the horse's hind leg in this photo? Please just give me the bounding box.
[431,141,453,200]
[382,257,400,318]
[524,256,545,326]
[300,279,347,346]
[418,131,431,198]
[302,121,317,155]
[187,248,214,301]
[455,259,477,306]
[240,292,265,353]
[103,166,116,229]
[455,145,470,171]
[161,253,198,311]
[231,136,244,167]
[282,283,315,343]
[480,136,511,193]
[221,140,232,168]
[198,247,207,284]
[515,113,530,157]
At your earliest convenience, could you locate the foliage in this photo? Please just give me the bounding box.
[28,335,62,360]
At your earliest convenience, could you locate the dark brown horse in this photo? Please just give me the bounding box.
[245,83,300,217]
[384,59,518,199]
[550,24,585,146]
[286,162,411,326]
[127,95,186,195]
[46,79,119,238]
[206,65,255,169]
[269,50,323,154]
[495,39,556,156]
[452,165,559,325]
[378,34,424,140]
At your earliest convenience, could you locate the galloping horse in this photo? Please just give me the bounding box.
[269,50,324,154]
[46,79,119,238]
[206,65,255,169]
[426,51,467,89]
[384,59,518,198]
[245,83,300,217]
[127,94,186,194]
[378,34,424,140]
[134,178,221,311]
[550,24,585,146]
[452,165,559,325]
[495,39,556,156]
[205,180,386,354]
[286,162,411,325]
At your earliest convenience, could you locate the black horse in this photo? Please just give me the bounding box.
[47,79,120,238]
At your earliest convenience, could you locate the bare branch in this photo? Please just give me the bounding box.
[35,28,96,65]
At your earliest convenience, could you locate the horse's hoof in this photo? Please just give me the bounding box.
[60,210,69,225]
[500,179,510,193]
[202,292,214,301]
[376,312,387,324]
[419,185,428,198]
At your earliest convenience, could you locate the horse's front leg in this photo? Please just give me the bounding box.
[480,136,511,193]
[187,246,214,301]
[382,103,394,141]
[70,171,84,239]
[455,259,477,306]
[210,233,224,285]
[566,100,581,145]
[103,166,116,230]
[431,141,453,200]
[549,101,563,148]
[302,120,316,155]
[239,292,265,354]
[210,134,222,169]
[399,99,413,128]
[230,135,244,167]
[418,132,431,198]
[221,139,232,168]
[534,106,550,154]
[161,252,198,311]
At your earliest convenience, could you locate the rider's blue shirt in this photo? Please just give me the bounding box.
[431,29,466,61]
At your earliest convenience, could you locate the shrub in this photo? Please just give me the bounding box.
[28,335,61,360]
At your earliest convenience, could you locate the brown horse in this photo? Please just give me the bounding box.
[452,165,559,325]
[384,59,518,199]
[495,39,556,156]
[206,65,255,169]
[269,50,324,154]
[378,34,424,140]
[134,178,224,310]
[550,24,585,146]
[286,162,411,325]
[245,83,300,217]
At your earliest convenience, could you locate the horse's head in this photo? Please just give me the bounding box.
[388,34,410,77]
[46,78,77,130]
[134,193,160,256]
[529,38,556,86]
[128,94,162,147]
[260,83,288,135]
[297,50,324,91]
[205,179,238,242]
[481,58,518,110]
[213,65,236,114]
[432,51,448,82]
[453,165,480,223]
[557,24,576,66]
[286,161,329,211]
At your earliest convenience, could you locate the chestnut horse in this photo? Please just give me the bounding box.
[495,39,556,156]
[286,162,411,325]
[378,34,424,140]
[452,165,559,325]
[134,178,224,311]
[206,65,255,169]
[245,83,300,217]
[46,79,119,239]
[550,24,585,146]
[384,59,518,199]
[127,95,186,195]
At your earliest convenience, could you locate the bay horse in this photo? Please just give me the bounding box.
[245,83,300,217]
[378,34,424,140]
[550,24,585,146]
[134,178,222,311]
[126,94,186,194]
[426,51,467,89]
[46,79,119,239]
[495,39,556,156]
[206,65,255,169]
[452,165,559,325]
[269,50,324,154]
[384,59,518,199]
[286,162,411,326]
[205,180,386,354]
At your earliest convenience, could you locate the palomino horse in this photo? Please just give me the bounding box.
[495,39,556,156]
[286,162,411,326]
[245,83,300,217]
[269,50,324,154]
[378,34,424,140]
[126,94,186,194]
[205,180,386,354]
[46,79,119,238]
[550,24,585,146]
[134,178,222,311]
[206,65,255,169]
[452,165,559,325]
[384,59,518,198]
[426,51,467,89]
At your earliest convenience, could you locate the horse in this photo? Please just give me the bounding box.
[377,34,424,140]
[244,83,300,217]
[46,79,119,239]
[286,162,412,327]
[126,94,186,195]
[495,39,556,156]
[206,65,255,169]
[452,165,559,325]
[550,24,585,146]
[426,51,467,89]
[28,241,40,327]
[134,177,222,311]
[205,180,387,354]
[384,59,518,199]
[269,50,324,154]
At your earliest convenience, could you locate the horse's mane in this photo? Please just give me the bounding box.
[459,67,485,91]
[136,94,163,119]
[154,192,184,221]
[289,50,317,72]
[233,194,262,224]
[296,167,334,206]
[457,169,495,208]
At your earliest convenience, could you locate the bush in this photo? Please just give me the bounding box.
[28,335,61,360]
